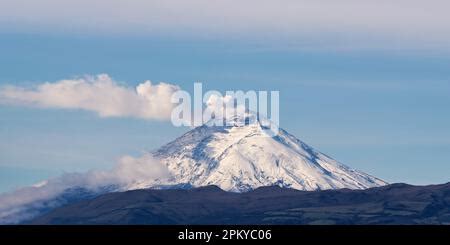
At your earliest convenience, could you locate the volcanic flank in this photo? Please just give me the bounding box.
[135,114,387,192]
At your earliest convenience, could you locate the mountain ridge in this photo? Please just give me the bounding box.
[30,182,450,225]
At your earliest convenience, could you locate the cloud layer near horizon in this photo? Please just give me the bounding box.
[0,154,171,224]
[0,74,179,121]
[1,0,450,49]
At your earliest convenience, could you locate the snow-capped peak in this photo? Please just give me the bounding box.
[151,116,387,192]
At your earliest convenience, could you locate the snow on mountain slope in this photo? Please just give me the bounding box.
[148,115,387,192]
[0,114,387,224]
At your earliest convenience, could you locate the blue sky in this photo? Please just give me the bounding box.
[1,1,450,192]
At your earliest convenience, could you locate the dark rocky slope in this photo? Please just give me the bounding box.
[31,183,450,225]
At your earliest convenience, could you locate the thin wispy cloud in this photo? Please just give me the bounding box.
[0,74,179,121]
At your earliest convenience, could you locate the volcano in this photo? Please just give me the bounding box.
[130,114,387,192]
[0,114,387,224]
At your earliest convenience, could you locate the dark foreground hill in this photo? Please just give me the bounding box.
[30,183,450,225]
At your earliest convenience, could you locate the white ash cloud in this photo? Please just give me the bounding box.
[0,74,179,121]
